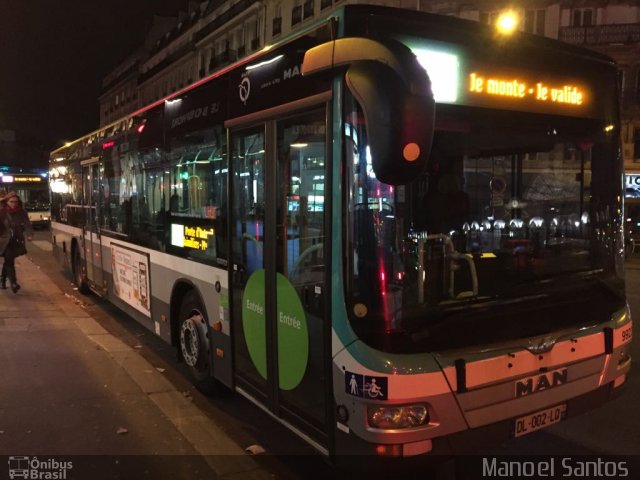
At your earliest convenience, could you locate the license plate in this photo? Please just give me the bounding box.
[514,404,566,437]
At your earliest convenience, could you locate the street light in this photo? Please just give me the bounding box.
[496,11,519,35]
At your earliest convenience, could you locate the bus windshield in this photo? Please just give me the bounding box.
[346,101,625,353]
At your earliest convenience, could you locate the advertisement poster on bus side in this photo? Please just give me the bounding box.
[110,243,151,317]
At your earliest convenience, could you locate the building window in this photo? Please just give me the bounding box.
[479,11,499,25]
[292,2,302,26]
[247,19,258,50]
[273,4,282,36]
[634,127,640,159]
[320,0,331,10]
[273,16,282,36]
[572,9,593,27]
[303,0,314,20]
[524,9,545,35]
[230,27,244,60]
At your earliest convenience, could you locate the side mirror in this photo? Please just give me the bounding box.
[303,37,435,185]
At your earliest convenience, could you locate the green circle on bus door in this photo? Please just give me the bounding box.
[242,270,309,390]
[276,272,309,390]
[242,270,267,380]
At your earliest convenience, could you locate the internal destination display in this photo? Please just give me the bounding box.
[171,223,216,252]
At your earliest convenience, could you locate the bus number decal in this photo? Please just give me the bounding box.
[621,326,632,343]
[345,370,388,400]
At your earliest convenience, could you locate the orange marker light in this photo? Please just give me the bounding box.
[375,444,403,456]
[403,143,420,162]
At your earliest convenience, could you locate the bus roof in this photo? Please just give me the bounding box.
[51,4,617,156]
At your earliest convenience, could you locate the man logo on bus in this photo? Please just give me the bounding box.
[515,368,568,398]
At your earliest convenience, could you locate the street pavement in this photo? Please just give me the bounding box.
[0,255,272,480]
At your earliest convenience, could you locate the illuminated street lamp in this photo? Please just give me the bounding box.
[496,11,519,35]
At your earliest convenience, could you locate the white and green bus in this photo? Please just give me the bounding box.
[49,4,632,463]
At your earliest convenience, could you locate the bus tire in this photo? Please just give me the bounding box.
[178,290,219,394]
[73,245,90,294]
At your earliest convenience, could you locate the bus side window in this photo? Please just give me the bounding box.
[167,125,227,263]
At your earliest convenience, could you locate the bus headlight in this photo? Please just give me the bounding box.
[367,404,429,429]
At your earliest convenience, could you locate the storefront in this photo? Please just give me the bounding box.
[627,172,640,216]
[626,172,640,253]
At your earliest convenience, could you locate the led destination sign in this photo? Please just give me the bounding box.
[469,72,584,105]
[408,41,600,118]
[1,175,43,183]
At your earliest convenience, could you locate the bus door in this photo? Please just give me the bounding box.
[80,158,105,293]
[230,107,329,445]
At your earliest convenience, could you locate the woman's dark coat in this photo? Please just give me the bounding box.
[0,208,33,257]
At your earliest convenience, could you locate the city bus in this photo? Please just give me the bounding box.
[1,169,50,228]
[49,5,632,463]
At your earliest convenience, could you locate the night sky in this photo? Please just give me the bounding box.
[0,0,188,149]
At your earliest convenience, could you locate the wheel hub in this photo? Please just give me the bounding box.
[180,314,203,367]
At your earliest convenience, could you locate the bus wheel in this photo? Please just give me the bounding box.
[178,290,219,394]
[73,245,90,294]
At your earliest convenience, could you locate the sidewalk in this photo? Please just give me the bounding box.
[0,256,270,479]
[626,251,640,270]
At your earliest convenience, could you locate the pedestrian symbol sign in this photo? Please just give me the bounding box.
[344,370,388,400]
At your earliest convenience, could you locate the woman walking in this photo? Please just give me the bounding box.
[0,192,33,293]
